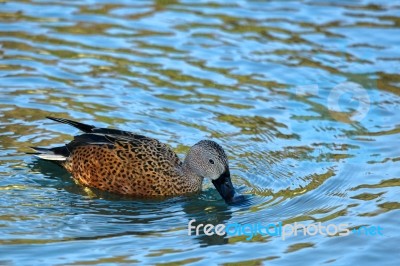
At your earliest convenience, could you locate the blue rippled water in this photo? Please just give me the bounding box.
[0,0,399,265]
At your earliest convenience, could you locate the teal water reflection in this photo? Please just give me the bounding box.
[0,0,399,265]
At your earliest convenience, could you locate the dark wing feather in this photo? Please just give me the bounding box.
[65,133,153,153]
[47,116,95,132]
[91,128,147,138]
[45,117,181,166]
[47,116,147,139]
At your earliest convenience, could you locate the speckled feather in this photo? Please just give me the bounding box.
[34,117,204,197]
[65,138,193,196]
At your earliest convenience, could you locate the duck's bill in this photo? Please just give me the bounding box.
[212,170,236,203]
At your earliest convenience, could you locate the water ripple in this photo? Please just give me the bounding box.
[0,0,399,265]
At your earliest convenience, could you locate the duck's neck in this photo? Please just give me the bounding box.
[180,161,203,192]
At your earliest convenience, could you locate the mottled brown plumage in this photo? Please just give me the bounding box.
[31,117,237,202]
[64,138,201,196]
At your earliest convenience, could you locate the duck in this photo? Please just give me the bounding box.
[31,117,239,203]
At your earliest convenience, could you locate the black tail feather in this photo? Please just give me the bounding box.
[30,146,67,164]
[30,146,53,154]
[46,116,95,133]
[31,145,70,157]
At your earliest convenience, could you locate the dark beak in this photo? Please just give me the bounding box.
[212,170,236,203]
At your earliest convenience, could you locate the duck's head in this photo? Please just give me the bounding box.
[184,140,236,203]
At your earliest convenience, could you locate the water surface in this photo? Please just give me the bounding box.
[0,0,399,265]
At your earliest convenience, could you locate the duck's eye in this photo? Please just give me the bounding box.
[209,159,214,164]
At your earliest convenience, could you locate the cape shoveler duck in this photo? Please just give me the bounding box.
[31,117,238,203]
